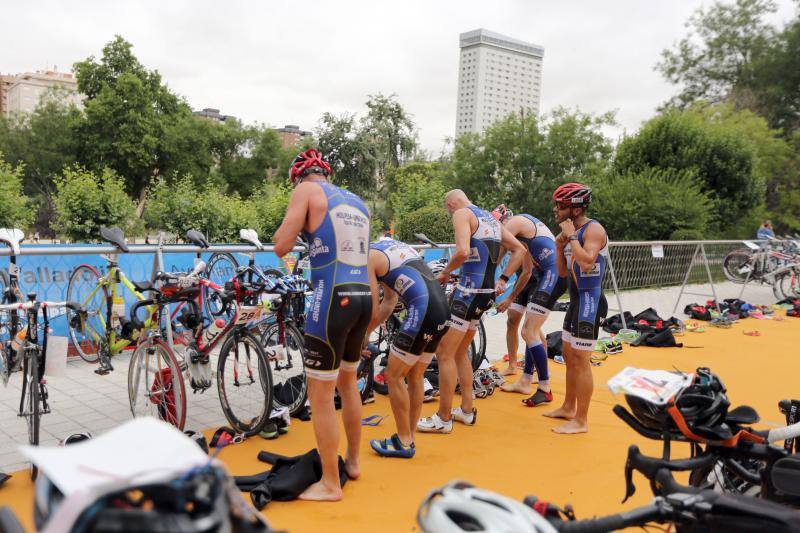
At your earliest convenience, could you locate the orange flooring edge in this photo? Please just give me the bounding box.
[1,315,798,532]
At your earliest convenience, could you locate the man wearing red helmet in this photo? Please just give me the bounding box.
[544,182,608,434]
[273,149,372,500]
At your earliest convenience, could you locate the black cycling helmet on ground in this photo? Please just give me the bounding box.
[624,367,730,437]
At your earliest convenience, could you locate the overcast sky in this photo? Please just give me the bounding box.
[3,0,797,153]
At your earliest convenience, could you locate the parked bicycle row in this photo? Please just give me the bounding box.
[723,235,800,299]
[0,224,491,478]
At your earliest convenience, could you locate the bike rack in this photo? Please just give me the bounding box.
[672,243,721,314]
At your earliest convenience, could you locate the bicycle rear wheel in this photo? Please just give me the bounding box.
[204,252,238,319]
[774,269,800,300]
[260,322,307,417]
[66,265,108,363]
[127,338,187,430]
[722,248,754,283]
[471,319,487,371]
[217,330,273,436]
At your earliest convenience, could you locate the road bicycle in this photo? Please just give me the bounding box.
[65,227,155,374]
[0,297,86,480]
[722,237,800,299]
[127,264,274,435]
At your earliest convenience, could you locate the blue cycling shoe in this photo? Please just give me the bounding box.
[370,433,415,459]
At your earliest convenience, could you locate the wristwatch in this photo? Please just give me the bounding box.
[568,235,579,241]
[499,274,510,282]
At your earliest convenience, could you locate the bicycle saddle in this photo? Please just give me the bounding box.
[726,405,760,426]
[100,226,129,252]
[185,229,210,249]
[132,280,155,293]
[0,228,25,255]
[240,228,263,250]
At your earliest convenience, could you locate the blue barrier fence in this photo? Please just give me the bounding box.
[1,245,451,337]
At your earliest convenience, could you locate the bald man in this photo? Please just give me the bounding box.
[417,190,526,434]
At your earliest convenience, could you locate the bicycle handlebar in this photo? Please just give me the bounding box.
[0,300,83,313]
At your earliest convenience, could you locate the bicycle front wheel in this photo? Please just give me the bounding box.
[128,338,187,430]
[217,330,273,436]
[260,322,307,417]
[774,269,800,300]
[23,348,41,480]
[66,265,108,363]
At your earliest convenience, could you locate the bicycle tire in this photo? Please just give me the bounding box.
[127,338,187,430]
[357,355,375,403]
[774,269,800,300]
[260,322,308,417]
[722,248,755,284]
[205,252,239,317]
[24,348,40,480]
[217,330,273,436]
[66,265,108,363]
[471,319,487,371]
[0,270,12,347]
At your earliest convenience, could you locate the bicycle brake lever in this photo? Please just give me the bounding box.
[623,457,637,503]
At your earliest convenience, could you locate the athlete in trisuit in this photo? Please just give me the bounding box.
[417,189,526,434]
[273,149,372,500]
[492,205,567,406]
[365,238,450,458]
[544,183,608,434]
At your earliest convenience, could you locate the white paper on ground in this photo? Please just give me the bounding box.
[19,417,209,496]
[44,336,68,377]
[607,366,693,405]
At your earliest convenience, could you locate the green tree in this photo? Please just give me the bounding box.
[451,107,614,218]
[316,112,377,198]
[216,124,283,196]
[250,183,292,241]
[657,0,778,108]
[0,154,34,229]
[74,36,190,204]
[53,166,137,242]
[395,205,453,243]
[614,109,765,230]
[386,162,447,222]
[591,168,712,240]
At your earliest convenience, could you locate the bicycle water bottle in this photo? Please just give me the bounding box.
[203,318,226,344]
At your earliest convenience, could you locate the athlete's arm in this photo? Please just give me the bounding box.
[439,208,472,281]
[555,233,568,277]
[369,283,398,334]
[362,256,384,349]
[507,253,534,301]
[273,183,312,257]
[569,223,606,273]
[495,226,526,294]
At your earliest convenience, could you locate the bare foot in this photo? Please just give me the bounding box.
[552,420,588,434]
[501,365,517,376]
[500,379,531,395]
[298,480,343,502]
[542,406,576,419]
[345,457,361,480]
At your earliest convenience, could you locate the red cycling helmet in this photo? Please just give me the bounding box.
[491,204,513,223]
[289,149,331,184]
[552,182,592,208]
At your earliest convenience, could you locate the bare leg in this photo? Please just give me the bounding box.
[385,355,414,445]
[299,376,343,501]
[503,309,523,375]
[544,342,577,420]
[336,368,363,479]
[407,360,428,442]
[553,347,592,434]
[435,329,462,421]
[454,329,477,414]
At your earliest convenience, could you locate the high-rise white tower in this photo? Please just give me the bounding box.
[455,29,544,137]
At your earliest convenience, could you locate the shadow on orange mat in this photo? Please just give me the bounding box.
[1,316,798,532]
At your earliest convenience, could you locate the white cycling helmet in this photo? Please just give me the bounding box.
[417,481,558,533]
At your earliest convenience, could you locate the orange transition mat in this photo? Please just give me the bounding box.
[1,314,798,532]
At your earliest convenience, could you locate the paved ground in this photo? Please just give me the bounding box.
[0,281,777,473]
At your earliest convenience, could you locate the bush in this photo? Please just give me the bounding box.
[386,162,447,222]
[0,154,34,230]
[53,166,137,242]
[591,168,712,241]
[249,183,291,241]
[614,109,764,230]
[396,205,453,243]
[144,176,258,242]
